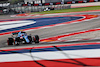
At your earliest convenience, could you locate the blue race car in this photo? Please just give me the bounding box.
[7,31,39,45]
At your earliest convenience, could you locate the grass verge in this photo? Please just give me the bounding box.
[30,6,100,14]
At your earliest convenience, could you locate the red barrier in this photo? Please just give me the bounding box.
[67,1,72,4]
[78,1,83,3]
[56,2,61,5]
[89,0,94,2]
[22,0,99,6]
[45,3,50,5]
[23,4,28,6]
[34,4,39,6]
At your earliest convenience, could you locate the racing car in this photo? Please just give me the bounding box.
[43,7,54,11]
[7,31,39,45]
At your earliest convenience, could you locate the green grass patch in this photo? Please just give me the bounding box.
[30,6,100,14]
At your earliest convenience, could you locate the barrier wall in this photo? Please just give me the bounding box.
[0,4,71,14]
[22,0,100,6]
[0,0,100,15]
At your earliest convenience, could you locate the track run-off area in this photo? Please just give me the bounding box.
[0,10,100,67]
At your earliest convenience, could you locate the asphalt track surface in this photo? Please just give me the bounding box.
[0,11,100,49]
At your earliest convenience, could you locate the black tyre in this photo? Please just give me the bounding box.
[15,37,20,45]
[28,36,32,43]
[34,35,39,43]
[15,37,20,42]
[7,38,14,45]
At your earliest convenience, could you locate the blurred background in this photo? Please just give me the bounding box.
[0,0,99,14]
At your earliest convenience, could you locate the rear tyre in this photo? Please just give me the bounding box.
[34,35,39,43]
[7,38,14,45]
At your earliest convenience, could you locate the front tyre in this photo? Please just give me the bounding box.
[15,37,20,45]
[28,36,32,44]
[34,35,39,43]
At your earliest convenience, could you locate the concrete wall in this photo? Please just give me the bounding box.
[44,0,62,3]
[24,0,74,4]
[24,0,41,4]
[64,0,73,1]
